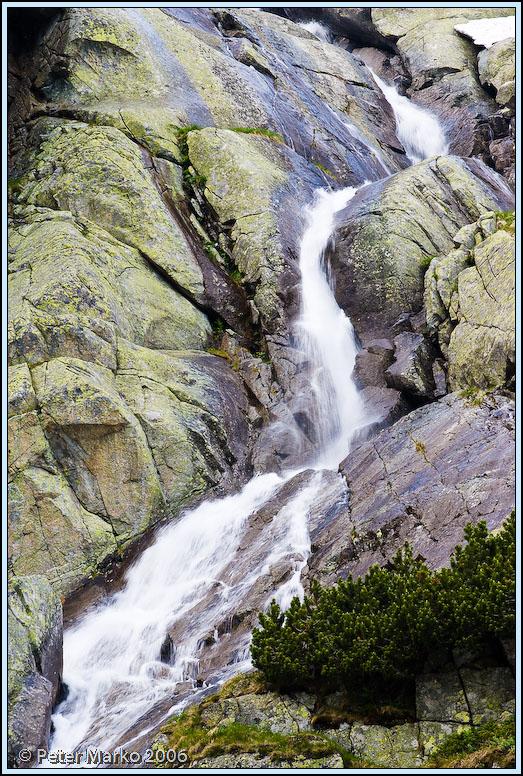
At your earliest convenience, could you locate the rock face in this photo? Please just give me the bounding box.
[425,212,515,391]
[304,391,515,587]
[8,576,63,767]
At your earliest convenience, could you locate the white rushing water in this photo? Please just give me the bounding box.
[46,184,367,763]
[298,186,368,469]
[369,69,449,164]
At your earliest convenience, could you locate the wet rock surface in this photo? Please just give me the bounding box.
[166,469,347,687]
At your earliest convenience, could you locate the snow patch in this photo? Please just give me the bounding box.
[454,16,515,49]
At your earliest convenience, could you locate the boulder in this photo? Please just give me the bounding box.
[18,121,205,302]
[328,155,513,344]
[416,670,471,724]
[460,667,515,724]
[353,340,394,389]
[350,723,422,768]
[385,332,437,400]
[425,214,515,391]
[8,123,252,595]
[200,691,312,735]
[477,37,515,109]
[8,575,63,767]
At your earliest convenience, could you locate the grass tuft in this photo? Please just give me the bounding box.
[495,210,515,234]
[230,127,284,143]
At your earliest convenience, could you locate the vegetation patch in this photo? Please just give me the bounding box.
[459,385,488,406]
[425,718,515,768]
[495,210,515,234]
[420,254,435,273]
[312,161,336,179]
[206,348,230,359]
[156,705,351,766]
[174,125,207,187]
[251,515,515,693]
[230,127,284,143]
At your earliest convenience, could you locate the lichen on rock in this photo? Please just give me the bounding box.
[425,212,515,391]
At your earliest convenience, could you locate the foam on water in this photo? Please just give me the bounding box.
[298,20,332,42]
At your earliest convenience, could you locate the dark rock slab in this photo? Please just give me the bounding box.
[304,391,514,587]
[385,332,437,400]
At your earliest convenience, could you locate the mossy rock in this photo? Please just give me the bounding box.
[447,229,515,390]
[330,155,512,341]
[478,37,515,108]
[19,121,204,301]
[8,575,63,766]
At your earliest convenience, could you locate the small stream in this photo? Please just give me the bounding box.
[45,23,448,765]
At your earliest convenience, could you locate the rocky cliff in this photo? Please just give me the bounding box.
[7,6,515,766]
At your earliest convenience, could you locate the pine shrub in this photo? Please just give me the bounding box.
[251,514,515,691]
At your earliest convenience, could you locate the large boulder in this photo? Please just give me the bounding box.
[328,155,513,345]
[477,37,515,110]
[17,120,205,302]
[8,575,63,767]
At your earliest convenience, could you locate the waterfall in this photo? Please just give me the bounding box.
[44,184,368,763]
[297,186,368,469]
[44,25,450,764]
[369,69,449,163]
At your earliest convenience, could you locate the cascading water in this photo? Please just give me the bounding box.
[298,20,333,42]
[45,25,450,765]
[297,187,368,469]
[45,184,367,765]
[369,69,449,163]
